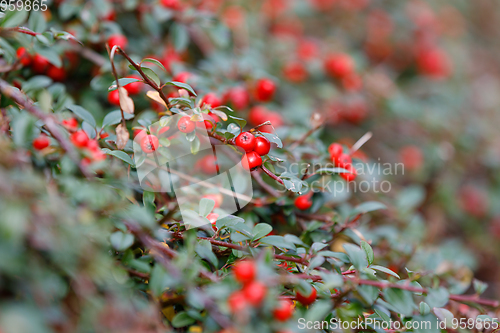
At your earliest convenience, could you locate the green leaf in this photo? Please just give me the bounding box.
[66,105,96,128]
[305,300,333,322]
[473,279,488,295]
[260,132,282,148]
[252,223,272,240]
[308,255,325,271]
[360,240,374,265]
[171,312,195,328]
[22,76,52,93]
[228,115,246,129]
[343,243,368,271]
[103,149,134,166]
[419,302,431,315]
[314,167,349,174]
[1,10,29,28]
[353,201,387,215]
[140,67,161,87]
[35,48,62,68]
[370,265,400,279]
[143,191,156,211]
[259,235,296,250]
[141,58,166,71]
[149,264,168,297]
[101,110,134,128]
[165,81,197,96]
[109,78,142,91]
[28,11,46,33]
[170,22,189,52]
[383,288,415,317]
[425,287,449,308]
[110,231,134,251]
[199,198,215,217]
[190,136,200,154]
[195,239,218,267]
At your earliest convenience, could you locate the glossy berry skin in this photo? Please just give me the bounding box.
[70,130,89,148]
[235,132,256,152]
[62,118,78,130]
[140,135,159,153]
[296,287,317,306]
[324,53,354,79]
[254,136,271,156]
[206,213,219,225]
[242,151,262,170]
[46,65,66,81]
[16,47,31,66]
[177,116,196,133]
[228,291,247,313]
[328,143,343,159]
[161,0,181,10]
[340,164,357,182]
[255,78,276,102]
[334,153,352,168]
[124,75,142,95]
[233,260,256,285]
[33,136,50,150]
[108,89,120,106]
[107,34,128,49]
[31,54,50,74]
[273,299,294,321]
[242,281,267,306]
[201,93,222,108]
[294,194,312,210]
[417,48,451,79]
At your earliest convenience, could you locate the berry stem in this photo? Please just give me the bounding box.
[259,165,284,185]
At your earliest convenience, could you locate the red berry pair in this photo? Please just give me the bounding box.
[235,131,271,170]
[229,260,267,311]
[328,142,357,181]
[70,130,106,163]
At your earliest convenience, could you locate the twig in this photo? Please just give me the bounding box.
[0,79,91,178]
[252,169,282,197]
[289,122,322,151]
[107,45,126,127]
[350,131,372,155]
[260,165,284,185]
[115,47,171,114]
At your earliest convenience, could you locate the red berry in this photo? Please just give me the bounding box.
[133,129,148,143]
[108,89,120,106]
[255,78,276,102]
[206,213,219,225]
[297,39,318,60]
[334,153,352,168]
[242,151,262,170]
[140,135,159,153]
[32,135,50,150]
[294,194,312,210]
[233,260,256,284]
[16,47,31,66]
[62,118,78,130]
[31,54,49,74]
[400,145,423,171]
[196,155,219,175]
[248,106,284,133]
[273,300,294,321]
[417,48,451,79]
[196,114,216,131]
[161,48,182,72]
[340,164,357,182]
[71,130,89,148]
[328,143,343,159]
[341,74,362,91]
[46,65,66,81]
[177,116,196,133]
[201,93,222,108]
[161,0,181,10]
[283,61,308,83]
[235,132,256,152]
[254,136,271,156]
[108,34,128,49]
[228,291,248,313]
[223,86,250,110]
[242,281,267,306]
[296,287,317,306]
[324,53,354,79]
[124,75,142,95]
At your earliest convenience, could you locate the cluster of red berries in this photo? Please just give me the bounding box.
[108,75,143,106]
[324,53,362,92]
[229,260,294,322]
[329,143,357,181]
[234,131,271,170]
[70,130,106,165]
[16,47,66,81]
